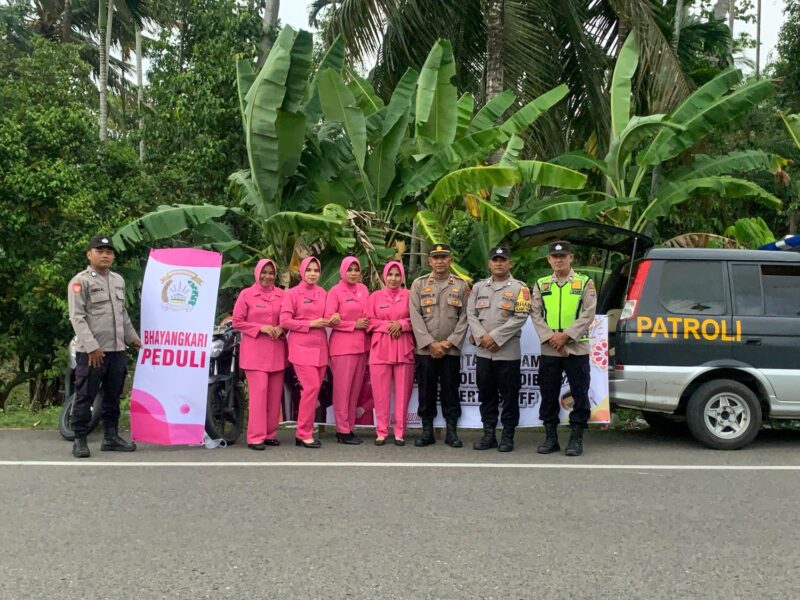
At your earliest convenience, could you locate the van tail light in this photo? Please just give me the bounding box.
[619,259,652,320]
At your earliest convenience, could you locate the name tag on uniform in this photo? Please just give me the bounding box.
[303,298,313,304]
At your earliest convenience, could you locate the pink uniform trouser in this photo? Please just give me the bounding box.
[244,369,285,444]
[330,353,367,433]
[294,364,326,440]
[370,363,415,440]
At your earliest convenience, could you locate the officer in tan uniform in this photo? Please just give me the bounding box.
[530,241,597,457]
[466,246,530,452]
[68,235,141,458]
[409,244,470,448]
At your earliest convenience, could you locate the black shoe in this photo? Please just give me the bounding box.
[375,437,387,446]
[394,438,405,447]
[445,419,462,448]
[295,438,321,448]
[537,423,560,454]
[414,420,436,447]
[100,427,136,452]
[72,436,90,459]
[473,426,498,450]
[248,443,266,451]
[263,439,281,447]
[565,424,585,457]
[498,427,515,453]
[336,432,362,445]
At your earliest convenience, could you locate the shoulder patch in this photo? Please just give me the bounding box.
[514,286,531,314]
[71,282,82,294]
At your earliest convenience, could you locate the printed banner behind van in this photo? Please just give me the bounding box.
[304,316,610,429]
[131,248,221,445]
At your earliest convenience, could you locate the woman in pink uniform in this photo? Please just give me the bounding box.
[279,257,329,448]
[232,259,287,450]
[366,260,415,446]
[324,256,370,445]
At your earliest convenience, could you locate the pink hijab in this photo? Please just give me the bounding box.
[382,260,405,297]
[339,256,361,285]
[253,258,277,292]
[299,256,321,288]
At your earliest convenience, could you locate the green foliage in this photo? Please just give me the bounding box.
[0,35,156,408]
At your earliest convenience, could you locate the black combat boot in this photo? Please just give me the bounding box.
[473,424,498,450]
[536,423,560,454]
[414,420,436,447]
[72,436,90,459]
[564,423,584,457]
[100,426,137,452]
[444,418,462,448]
[498,427,515,453]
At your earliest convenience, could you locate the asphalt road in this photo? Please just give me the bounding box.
[2,427,800,600]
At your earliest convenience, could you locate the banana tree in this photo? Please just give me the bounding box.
[549,31,782,233]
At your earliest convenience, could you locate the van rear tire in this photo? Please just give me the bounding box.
[686,379,761,450]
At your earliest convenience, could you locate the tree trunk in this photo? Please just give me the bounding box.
[672,0,684,51]
[98,0,115,142]
[728,0,735,56]
[29,375,61,412]
[755,0,762,78]
[484,0,504,103]
[62,0,72,42]
[136,26,145,162]
[257,0,280,69]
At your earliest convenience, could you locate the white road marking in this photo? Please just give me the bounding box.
[1,460,799,470]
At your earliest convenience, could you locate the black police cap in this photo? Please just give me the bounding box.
[88,235,116,252]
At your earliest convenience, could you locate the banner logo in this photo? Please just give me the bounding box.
[160,269,203,312]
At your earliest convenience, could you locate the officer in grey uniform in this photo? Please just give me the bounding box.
[68,235,141,458]
[408,244,470,448]
[530,240,597,457]
[467,246,530,452]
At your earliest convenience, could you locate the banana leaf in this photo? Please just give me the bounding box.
[456,93,474,139]
[781,112,800,149]
[113,204,232,251]
[636,176,782,230]
[283,30,313,114]
[673,151,780,181]
[550,150,608,173]
[492,134,524,201]
[318,68,367,169]
[478,198,522,245]
[236,59,256,125]
[305,35,345,123]
[610,31,639,139]
[346,65,384,116]
[469,90,515,133]
[515,161,588,190]
[525,201,587,225]
[638,79,775,166]
[415,40,457,152]
[605,115,682,182]
[498,84,568,136]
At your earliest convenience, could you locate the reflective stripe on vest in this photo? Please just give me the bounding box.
[537,273,589,341]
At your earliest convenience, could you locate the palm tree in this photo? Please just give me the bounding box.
[309,0,701,158]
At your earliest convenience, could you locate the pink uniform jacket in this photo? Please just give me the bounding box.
[279,257,329,367]
[325,256,370,356]
[232,259,288,372]
[366,261,414,365]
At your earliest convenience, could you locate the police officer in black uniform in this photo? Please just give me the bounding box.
[68,236,141,458]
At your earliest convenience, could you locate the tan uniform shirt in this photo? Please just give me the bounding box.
[530,269,597,357]
[409,273,470,357]
[466,275,530,361]
[68,267,140,353]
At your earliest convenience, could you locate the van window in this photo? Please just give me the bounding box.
[761,265,800,317]
[731,264,763,315]
[658,261,726,315]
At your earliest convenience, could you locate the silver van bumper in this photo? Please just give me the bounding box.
[610,365,695,413]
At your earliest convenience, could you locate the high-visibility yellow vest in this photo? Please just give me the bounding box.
[537,273,589,340]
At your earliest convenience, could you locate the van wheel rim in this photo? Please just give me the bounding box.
[703,393,750,440]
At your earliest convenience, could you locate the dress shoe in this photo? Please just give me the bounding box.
[394,438,405,447]
[295,438,321,448]
[248,443,266,451]
[375,437,386,446]
[263,439,281,447]
[336,432,362,445]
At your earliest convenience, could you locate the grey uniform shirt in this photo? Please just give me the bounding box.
[467,275,530,360]
[409,273,470,356]
[530,269,597,357]
[68,267,140,353]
